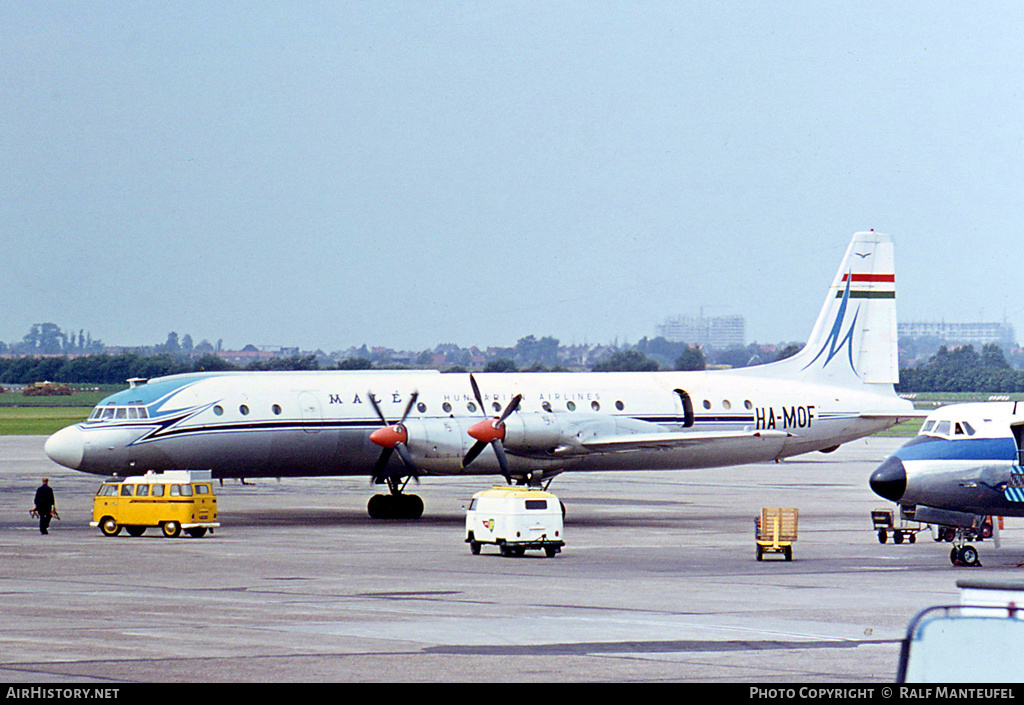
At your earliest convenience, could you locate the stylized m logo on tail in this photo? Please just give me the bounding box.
[802,273,860,376]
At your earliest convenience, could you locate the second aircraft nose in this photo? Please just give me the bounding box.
[44,425,85,470]
[869,455,907,502]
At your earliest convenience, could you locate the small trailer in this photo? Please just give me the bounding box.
[755,507,798,561]
[872,507,925,544]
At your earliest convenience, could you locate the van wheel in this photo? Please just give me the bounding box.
[186,528,207,538]
[162,521,181,538]
[126,526,146,537]
[100,517,120,537]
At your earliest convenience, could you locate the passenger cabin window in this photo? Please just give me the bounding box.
[136,484,149,497]
[152,485,165,497]
[121,485,134,496]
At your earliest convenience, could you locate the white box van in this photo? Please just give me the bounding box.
[466,486,564,557]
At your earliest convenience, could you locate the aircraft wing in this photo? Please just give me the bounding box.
[578,429,793,453]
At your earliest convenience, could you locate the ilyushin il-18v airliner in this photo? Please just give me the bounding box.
[46,231,916,518]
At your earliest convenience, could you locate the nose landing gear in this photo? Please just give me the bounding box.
[949,529,982,567]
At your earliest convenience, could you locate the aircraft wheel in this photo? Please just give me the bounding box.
[402,494,424,520]
[959,545,980,567]
[162,521,181,538]
[99,516,120,537]
[366,495,385,518]
[950,547,960,565]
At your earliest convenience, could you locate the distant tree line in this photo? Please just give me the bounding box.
[897,343,1024,393]
[9,323,1022,392]
[0,353,319,386]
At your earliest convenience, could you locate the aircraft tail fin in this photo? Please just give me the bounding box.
[766,231,899,387]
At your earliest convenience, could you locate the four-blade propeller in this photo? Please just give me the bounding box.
[368,391,419,482]
[462,374,521,483]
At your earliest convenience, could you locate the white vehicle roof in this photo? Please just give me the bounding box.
[116,469,213,484]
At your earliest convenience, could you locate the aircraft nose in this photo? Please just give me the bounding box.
[45,425,85,470]
[869,455,907,502]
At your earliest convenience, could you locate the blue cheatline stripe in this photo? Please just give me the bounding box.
[896,436,1018,463]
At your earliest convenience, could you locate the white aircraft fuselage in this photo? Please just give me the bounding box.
[46,231,917,516]
[46,367,906,479]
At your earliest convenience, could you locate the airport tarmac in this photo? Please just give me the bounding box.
[1,434,1018,683]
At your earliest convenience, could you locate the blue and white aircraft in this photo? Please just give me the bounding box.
[871,401,1024,565]
[46,231,917,518]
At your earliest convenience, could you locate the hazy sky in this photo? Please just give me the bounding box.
[4,2,1023,352]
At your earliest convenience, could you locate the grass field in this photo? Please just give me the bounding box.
[0,386,120,435]
[0,407,92,435]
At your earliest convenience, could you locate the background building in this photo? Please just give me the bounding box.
[656,314,745,348]
[898,321,1015,349]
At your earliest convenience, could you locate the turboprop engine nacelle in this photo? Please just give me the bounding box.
[502,413,659,454]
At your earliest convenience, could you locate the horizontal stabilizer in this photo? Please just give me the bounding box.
[858,411,928,421]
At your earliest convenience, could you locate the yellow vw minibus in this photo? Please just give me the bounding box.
[92,470,219,538]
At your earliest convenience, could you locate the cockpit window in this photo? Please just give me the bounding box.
[920,418,976,439]
[89,405,149,422]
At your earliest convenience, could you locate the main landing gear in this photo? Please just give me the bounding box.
[367,475,424,520]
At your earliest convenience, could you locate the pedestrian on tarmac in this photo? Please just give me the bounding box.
[33,478,57,534]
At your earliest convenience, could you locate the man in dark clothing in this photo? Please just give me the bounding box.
[34,478,57,534]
